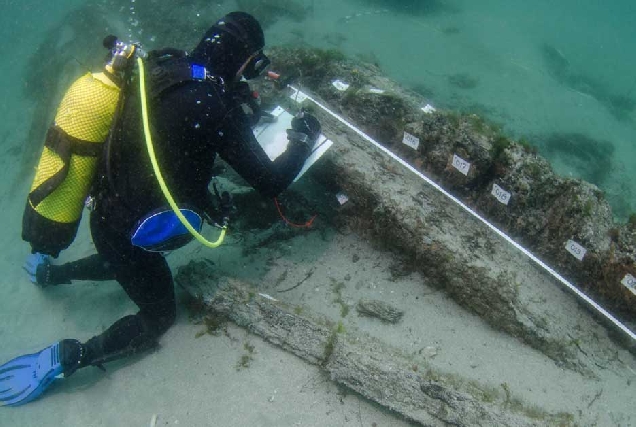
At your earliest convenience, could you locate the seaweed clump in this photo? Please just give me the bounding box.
[182,293,229,338]
[322,320,345,365]
[236,342,256,370]
[296,48,346,77]
[341,90,411,144]
[270,46,347,87]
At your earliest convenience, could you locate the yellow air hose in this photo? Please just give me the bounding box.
[137,57,226,248]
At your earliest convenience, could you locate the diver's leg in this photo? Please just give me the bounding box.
[0,215,173,402]
[77,212,176,367]
[37,254,116,285]
[81,256,176,366]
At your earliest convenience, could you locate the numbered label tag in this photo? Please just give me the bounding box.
[332,80,350,91]
[621,274,636,295]
[368,88,385,94]
[491,184,511,205]
[336,192,349,206]
[290,88,309,103]
[565,240,587,261]
[421,104,436,114]
[402,131,420,150]
[452,154,471,176]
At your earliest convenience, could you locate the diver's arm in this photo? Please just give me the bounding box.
[218,104,311,198]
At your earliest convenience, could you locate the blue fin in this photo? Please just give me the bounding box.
[0,342,64,407]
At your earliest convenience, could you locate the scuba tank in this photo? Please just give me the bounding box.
[22,37,142,257]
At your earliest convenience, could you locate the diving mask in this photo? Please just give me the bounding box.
[242,50,270,80]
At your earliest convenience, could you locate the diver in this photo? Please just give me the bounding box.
[1,11,321,407]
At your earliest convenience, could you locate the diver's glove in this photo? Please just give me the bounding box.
[286,111,321,150]
[204,184,234,228]
[24,252,51,285]
[234,81,272,127]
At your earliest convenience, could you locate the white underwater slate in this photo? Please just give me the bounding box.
[253,106,333,181]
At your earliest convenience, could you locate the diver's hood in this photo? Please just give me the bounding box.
[190,12,268,81]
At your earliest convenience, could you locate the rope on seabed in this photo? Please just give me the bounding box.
[288,84,636,343]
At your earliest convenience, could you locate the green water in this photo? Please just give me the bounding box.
[302,0,636,220]
[2,0,634,218]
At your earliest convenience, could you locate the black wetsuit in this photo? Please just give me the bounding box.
[55,55,311,367]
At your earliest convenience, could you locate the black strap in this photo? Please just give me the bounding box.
[102,68,122,88]
[146,57,202,99]
[29,127,72,207]
[29,126,104,207]
[144,52,228,100]
[45,125,105,157]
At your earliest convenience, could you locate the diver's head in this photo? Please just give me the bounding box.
[190,12,270,82]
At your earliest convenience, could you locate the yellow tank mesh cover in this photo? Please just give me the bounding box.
[30,72,120,223]
[30,146,64,192]
[31,153,98,223]
[55,72,120,142]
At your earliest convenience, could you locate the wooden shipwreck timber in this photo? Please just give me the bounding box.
[176,47,636,426]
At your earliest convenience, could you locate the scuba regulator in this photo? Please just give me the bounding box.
[102,35,146,76]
